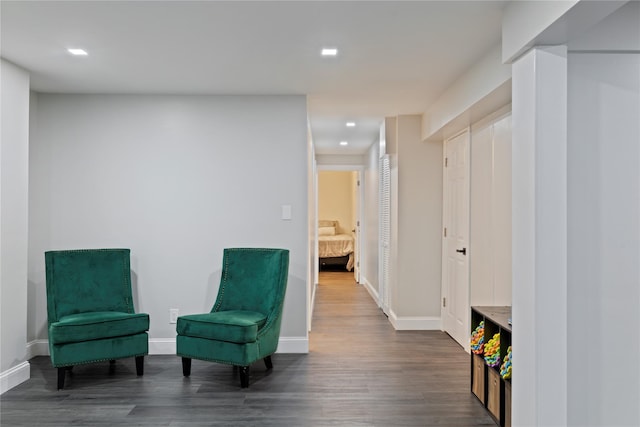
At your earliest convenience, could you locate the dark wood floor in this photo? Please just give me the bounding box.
[1,272,494,426]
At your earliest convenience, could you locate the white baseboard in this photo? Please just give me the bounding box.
[388,311,442,330]
[0,361,30,395]
[25,336,309,360]
[26,339,49,358]
[309,281,318,331]
[361,277,380,306]
[276,336,308,353]
[149,338,176,355]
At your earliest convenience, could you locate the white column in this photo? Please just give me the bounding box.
[0,59,31,393]
[511,46,567,426]
[567,52,640,426]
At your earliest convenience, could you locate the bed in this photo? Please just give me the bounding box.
[318,220,354,271]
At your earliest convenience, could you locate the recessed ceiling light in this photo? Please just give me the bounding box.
[321,48,338,56]
[346,122,356,127]
[339,141,348,146]
[67,48,88,56]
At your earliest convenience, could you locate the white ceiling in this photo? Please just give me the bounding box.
[1,1,507,155]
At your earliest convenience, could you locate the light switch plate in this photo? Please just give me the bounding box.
[281,204,292,220]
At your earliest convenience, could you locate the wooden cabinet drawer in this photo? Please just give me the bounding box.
[471,354,486,403]
[487,368,501,420]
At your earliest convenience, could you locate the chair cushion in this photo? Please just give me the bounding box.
[177,310,267,344]
[49,311,150,345]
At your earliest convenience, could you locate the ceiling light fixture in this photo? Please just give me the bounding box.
[346,122,356,127]
[321,48,338,56]
[67,48,88,56]
[339,141,348,146]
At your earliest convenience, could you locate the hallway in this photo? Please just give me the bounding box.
[307,271,495,426]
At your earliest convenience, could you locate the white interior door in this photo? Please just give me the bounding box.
[441,130,471,349]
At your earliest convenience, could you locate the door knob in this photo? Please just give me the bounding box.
[456,248,467,255]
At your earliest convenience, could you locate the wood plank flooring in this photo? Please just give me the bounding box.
[0,272,494,426]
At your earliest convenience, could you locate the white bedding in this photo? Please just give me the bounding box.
[318,233,354,271]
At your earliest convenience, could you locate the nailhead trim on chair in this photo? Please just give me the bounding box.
[177,353,253,366]
[53,353,147,368]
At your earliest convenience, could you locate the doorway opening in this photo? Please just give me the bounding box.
[315,168,363,283]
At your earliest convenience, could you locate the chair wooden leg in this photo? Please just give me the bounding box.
[57,368,66,390]
[264,355,273,370]
[239,366,249,388]
[135,356,144,376]
[182,357,192,377]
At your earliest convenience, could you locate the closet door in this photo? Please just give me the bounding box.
[442,129,471,349]
[379,155,391,315]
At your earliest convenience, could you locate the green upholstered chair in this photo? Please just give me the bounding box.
[176,248,289,388]
[45,249,150,390]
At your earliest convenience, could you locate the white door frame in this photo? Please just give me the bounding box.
[440,128,471,350]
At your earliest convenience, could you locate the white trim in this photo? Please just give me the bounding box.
[0,361,30,395]
[149,338,176,355]
[26,339,49,358]
[361,277,380,307]
[315,153,366,167]
[276,337,309,353]
[26,336,310,358]
[355,169,365,284]
[317,164,365,172]
[388,310,442,330]
[309,281,318,332]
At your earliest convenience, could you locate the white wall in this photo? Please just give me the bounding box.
[315,154,365,166]
[0,59,30,393]
[362,140,379,294]
[568,0,640,51]
[391,115,442,328]
[503,0,627,64]
[422,44,511,141]
[28,94,309,352]
[502,0,578,62]
[567,52,640,426]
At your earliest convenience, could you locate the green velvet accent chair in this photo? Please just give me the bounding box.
[45,249,150,390]
[176,248,289,388]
